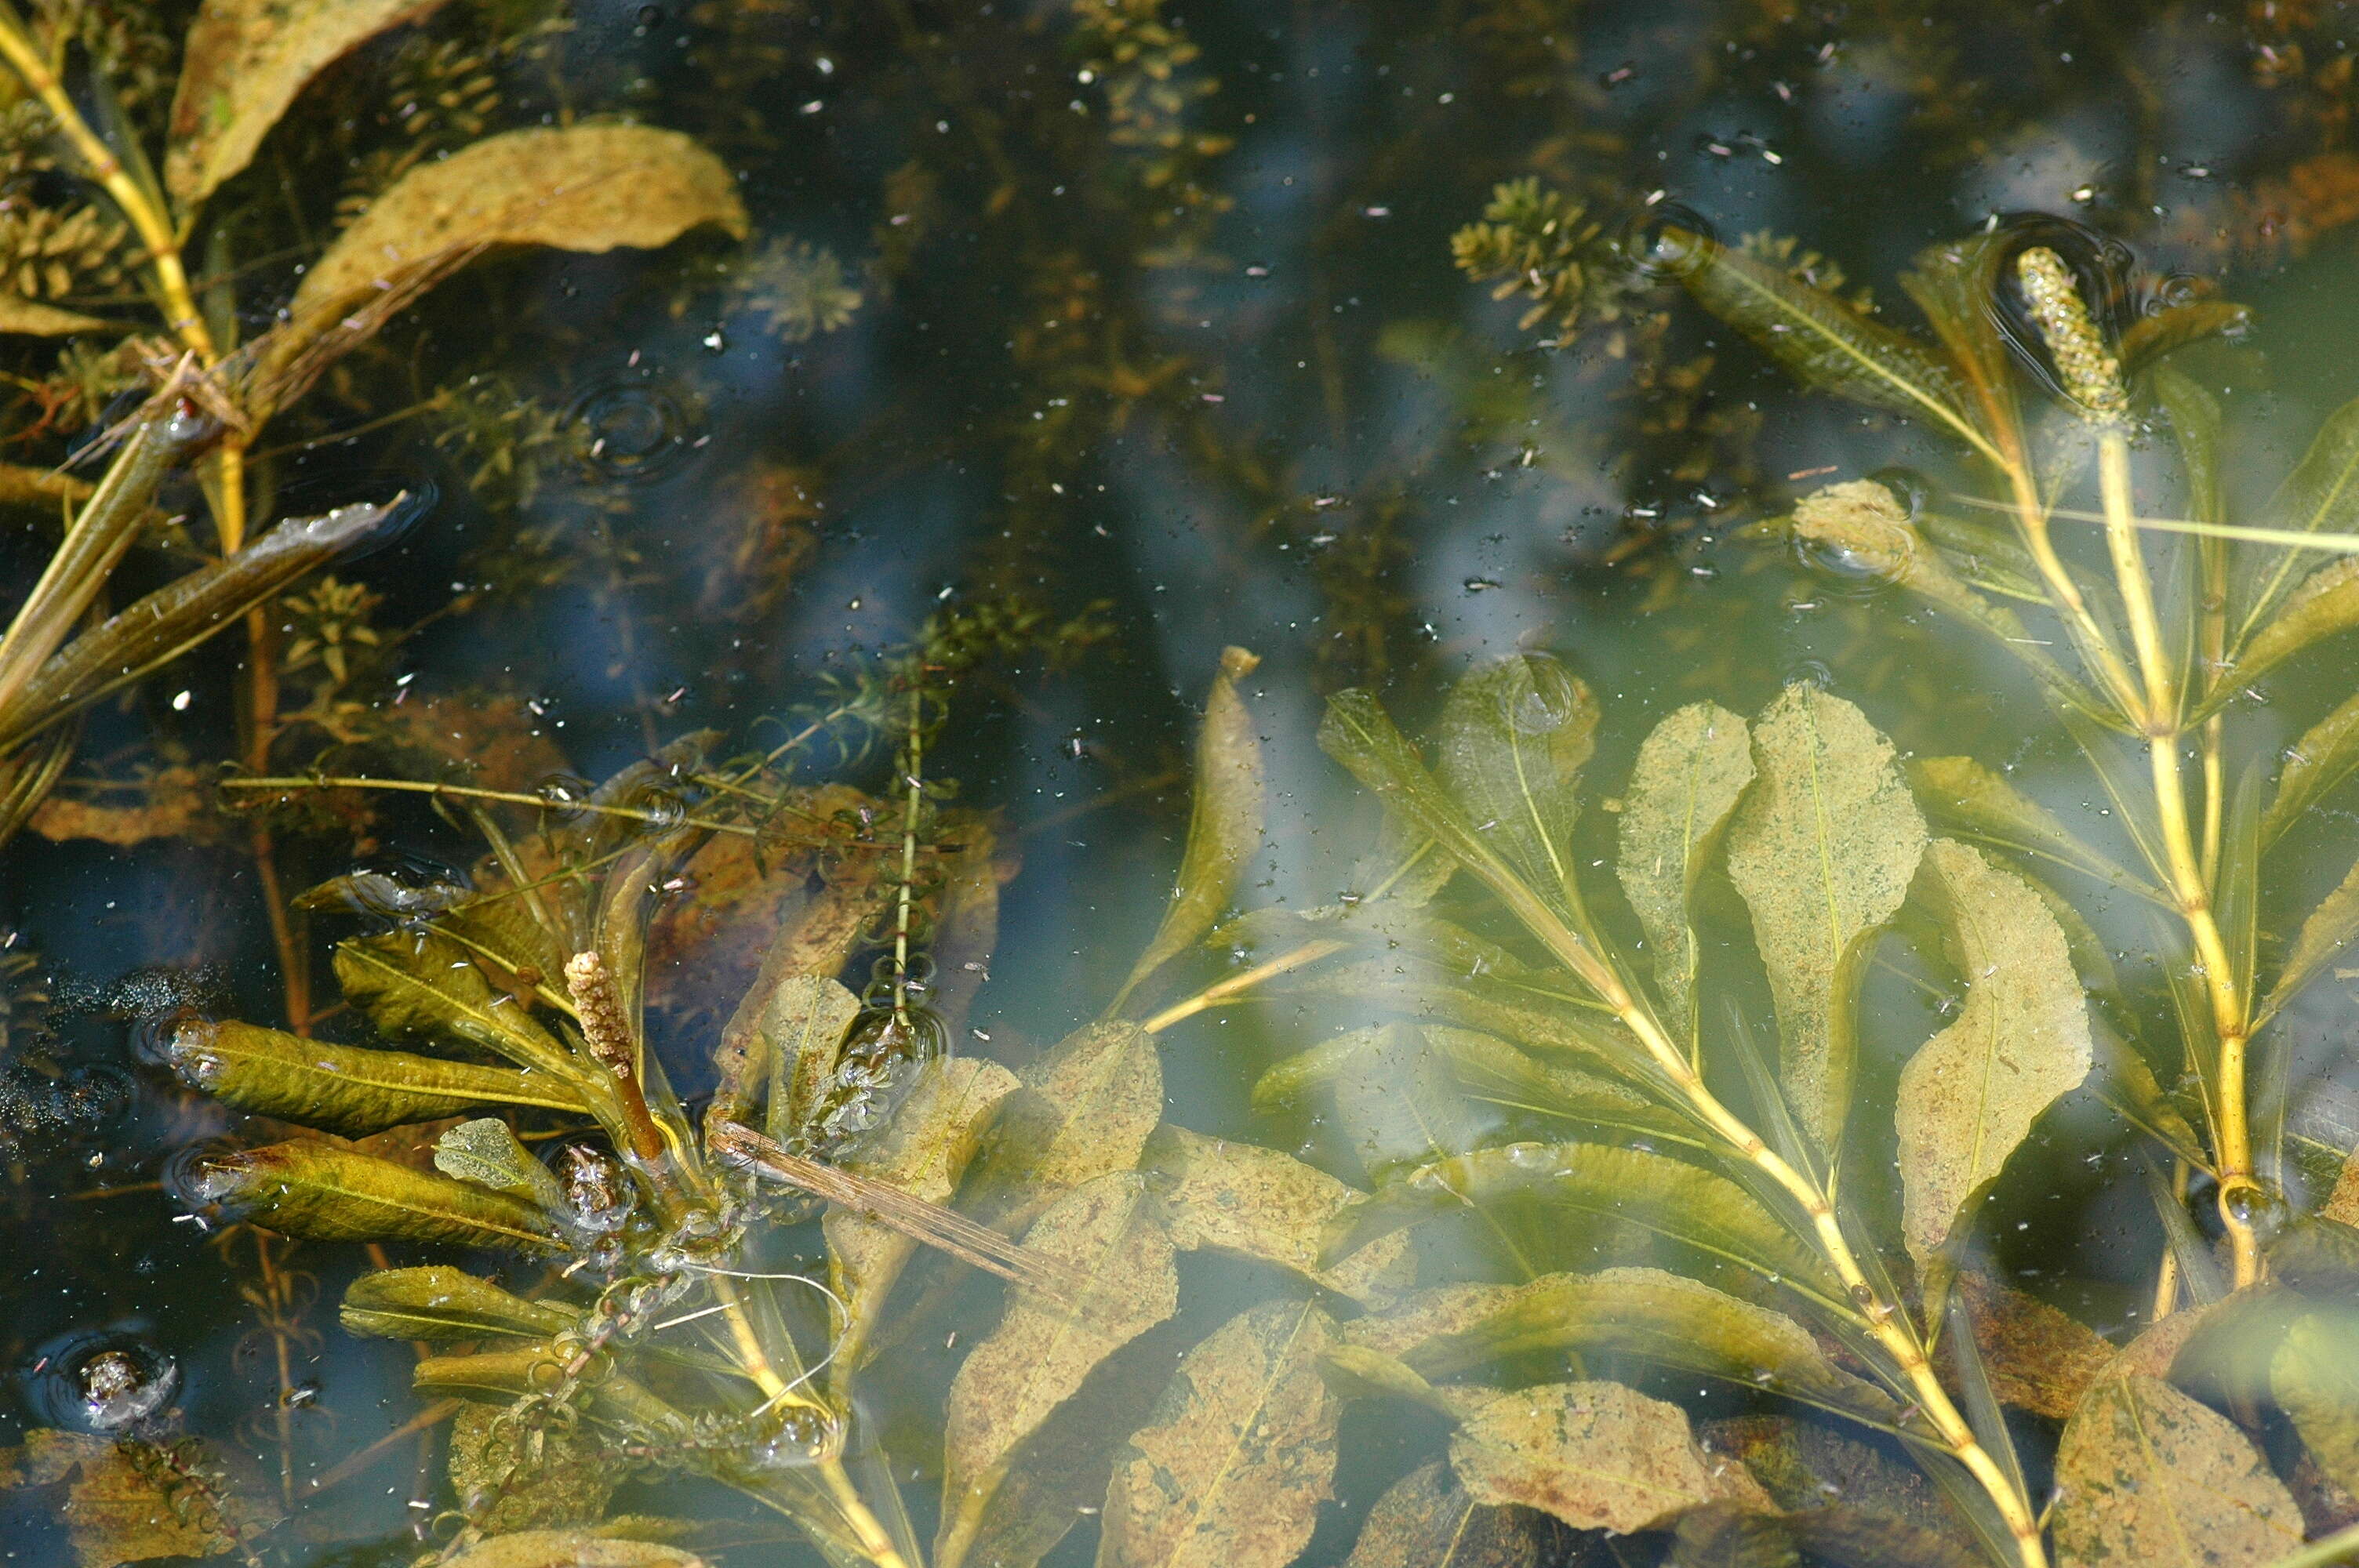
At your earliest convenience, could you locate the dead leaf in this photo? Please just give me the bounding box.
[1097,1299,1341,1568]
[1896,840,2092,1265]
[1615,701,1754,1037]
[1725,685,1927,1148]
[438,1530,706,1568]
[937,1172,1177,1568]
[5,1429,275,1568]
[1342,1461,1576,1568]
[166,0,452,207]
[2049,1374,2304,1568]
[1448,1380,1771,1535]
[1143,1122,1413,1305]
[28,768,219,846]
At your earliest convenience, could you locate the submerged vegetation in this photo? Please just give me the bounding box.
[17,2,2359,1568]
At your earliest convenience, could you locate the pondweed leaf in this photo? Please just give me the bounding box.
[758,975,864,1147]
[1667,228,1984,457]
[1725,685,1928,1149]
[1616,701,1754,1038]
[1703,1417,1976,1567]
[1436,652,1598,915]
[335,930,579,1080]
[1142,1122,1413,1305]
[1896,840,2093,1266]
[1906,755,2157,902]
[2270,1312,2359,1496]
[1944,1273,2116,1423]
[1336,1022,1488,1181]
[2049,1374,2303,1568]
[191,1139,565,1252]
[2257,851,2359,1025]
[1096,1299,1340,1568]
[825,1058,1020,1370]
[2270,1217,2359,1296]
[1347,1266,1895,1421]
[434,1117,570,1211]
[1325,1142,1843,1308]
[444,1403,620,1534]
[433,1529,705,1568]
[1270,966,1651,1083]
[2232,392,2359,655]
[412,1345,684,1432]
[938,1173,1177,1568]
[340,1264,579,1341]
[1424,1025,1685,1143]
[2263,690,2359,845]
[0,295,107,335]
[1898,230,2021,441]
[165,0,450,208]
[158,1018,587,1134]
[1114,646,1265,1009]
[2119,299,2252,373]
[969,1020,1161,1219]
[2,1428,277,1568]
[1446,1379,1770,1534]
[1342,1461,1573,1568]
[2218,556,2359,700]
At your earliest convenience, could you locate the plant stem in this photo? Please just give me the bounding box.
[1140,938,1347,1033]
[220,774,760,837]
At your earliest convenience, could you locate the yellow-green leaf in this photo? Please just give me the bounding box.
[2270,1312,2359,1496]
[2049,1374,2303,1568]
[1334,1022,1487,1181]
[1726,685,1928,1149]
[760,975,863,1147]
[1616,701,1754,1036]
[341,1264,580,1341]
[1096,1300,1340,1568]
[0,293,106,335]
[166,0,452,208]
[162,1018,587,1134]
[2233,392,2359,653]
[1436,652,1599,913]
[1908,754,2156,900]
[1896,840,2092,1265]
[2258,851,2359,1025]
[434,1117,569,1210]
[1143,1122,1412,1305]
[938,1173,1176,1568]
[1115,647,1265,1008]
[187,1138,565,1252]
[969,1020,1161,1219]
[334,929,577,1079]
[1447,1379,1770,1534]
[2224,556,2359,693]
[2263,690,2359,844]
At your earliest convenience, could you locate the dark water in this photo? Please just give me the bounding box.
[7,2,2359,1564]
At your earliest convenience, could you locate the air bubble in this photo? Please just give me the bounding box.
[296,851,472,928]
[1499,655,1586,735]
[27,1331,179,1431]
[1624,203,1717,280]
[162,1140,252,1223]
[566,374,702,484]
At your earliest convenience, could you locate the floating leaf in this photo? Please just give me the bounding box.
[1325,1142,1841,1308]
[1115,645,1265,1007]
[1448,1379,1770,1534]
[2259,852,2359,1025]
[1436,652,1599,912]
[2049,1374,2303,1568]
[187,1138,565,1252]
[1348,1266,1893,1420]
[969,1021,1161,1218]
[434,1117,570,1210]
[2271,1312,2359,1497]
[825,1058,1019,1367]
[1097,1300,1340,1568]
[1896,840,2092,1265]
[1342,1461,1574,1568]
[165,0,452,208]
[1143,1122,1413,1305]
[1668,228,1984,455]
[1907,755,2155,900]
[341,1264,579,1341]
[2264,691,2359,846]
[436,1529,704,1568]
[1616,702,1754,1036]
[2233,392,2359,653]
[1725,685,1928,1149]
[334,929,577,1079]
[162,1019,586,1134]
[937,1173,1177,1568]
[0,294,107,335]
[1335,1022,1488,1181]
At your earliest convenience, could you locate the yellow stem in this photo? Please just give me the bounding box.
[1999,452,2144,720]
[1140,938,1346,1033]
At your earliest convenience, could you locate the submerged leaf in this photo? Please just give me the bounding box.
[1946,1273,2116,1423]
[1116,647,1266,1007]
[1896,841,2092,1265]
[166,0,451,207]
[1436,653,1599,911]
[341,1265,579,1341]
[2265,690,2359,845]
[161,1018,587,1134]
[2259,852,2359,1024]
[1343,1461,1573,1568]
[2271,1312,2359,1497]
[435,1529,703,1568]
[0,294,107,335]
[1616,702,1754,1036]
[1725,685,1928,1148]
[2049,1374,2303,1568]
[757,975,863,1146]
[970,1020,1161,1217]
[938,1173,1177,1568]
[188,1139,565,1252]
[5,1428,276,1568]
[1097,1299,1340,1568]
[1448,1379,1770,1534]
[2233,392,2359,654]
[1907,755,2152,899]
[1335,1022,1488,1181]
[2223,557,2359,695]
[1143,1122,1413,1305]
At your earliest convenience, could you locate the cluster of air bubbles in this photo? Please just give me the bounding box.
[1498,653,1587,735]
[743,1405,834,1472]
[546,1141,638,1236]
[565,374,702,484]
[294,851,472,930]
[271,466,438,562]
[162,1140,252,1226]
[25,1330,179,1432]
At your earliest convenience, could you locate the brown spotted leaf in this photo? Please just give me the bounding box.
[938,1173,1177,1568]
[1726,685,1927,1148]
[1096,1299,1341,1568]
[437,1532,705,1568]
[2050,1374,2304,1568]
[8,1429,278,1568]
[1949,1273,2116,1423]
[1142,1122,1412,1306]
[166,0,452,207]
[1896,840,2092,1266]
[1342,1460,1574,1568]
[1447,1380,1771,1534]
[969,1021,1162,1219]
[1616,701,1753,1037]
